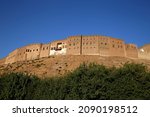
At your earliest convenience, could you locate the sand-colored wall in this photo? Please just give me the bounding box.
[40,43,51,58]
[108,38,126,57]
[82,36,99,55]
[26,44,42,60]
[66,36,81,55]
[50,39,67,55]
[3,35,141,64]
[16,46,27,62]
[0,58,5,65]
[138,46,150,60]
[125,44,138,58]
[99,36,110,56]
[138,51,150,60]
[5,49,18,64]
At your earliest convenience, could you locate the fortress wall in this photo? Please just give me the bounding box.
[125,44,138,58]
[82,36,99,55]
[66,36,82,55]
[138,51,150,60]
[26,44,42,60]
[138,47,150,60]
[99,36,110,56]
[3,35,144,65]
[0,58,6,65]
[5,49,18,64]
[108,38,126,57]
[16,47,27,62]
[138,45,150,60]
[50,39,67,55]
[40,43,51,58]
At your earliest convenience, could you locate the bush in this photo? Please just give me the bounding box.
[0,63,150,100]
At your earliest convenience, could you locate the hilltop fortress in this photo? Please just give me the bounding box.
[1,35,150,64]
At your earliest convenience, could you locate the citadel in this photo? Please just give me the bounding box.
[1,35,150,65]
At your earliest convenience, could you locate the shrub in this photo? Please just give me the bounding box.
[0,63,150,100]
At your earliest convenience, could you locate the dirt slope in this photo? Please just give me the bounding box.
[0,55,150,78]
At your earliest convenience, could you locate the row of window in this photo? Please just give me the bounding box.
[69,42,124,47]
[26,49,38,52]
[112,40,122,44]
[69,38,97,42]
[69,42,96,46]
[68,46,96,50]
[126,45,136,49]
[112,45,123,48]
[51,45,66,50]
[69,38,123,44]
[42,47,49,50]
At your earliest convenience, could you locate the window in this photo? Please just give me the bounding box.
[37,49,38,51]
[47,47,49,49]
[112,45,115,48]
[105,43,107,45]
[43,47,45,50]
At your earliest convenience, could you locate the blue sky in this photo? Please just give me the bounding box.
[0,0,150,59]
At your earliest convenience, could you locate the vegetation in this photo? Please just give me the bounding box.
[0,63,150,100]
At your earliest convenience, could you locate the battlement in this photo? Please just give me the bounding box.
[1,35,149,65]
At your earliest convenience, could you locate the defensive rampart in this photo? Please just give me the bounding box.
[1,35,148,65]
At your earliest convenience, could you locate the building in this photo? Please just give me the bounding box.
[1,35,146,65]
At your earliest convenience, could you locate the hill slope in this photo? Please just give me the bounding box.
[0,55,150,78]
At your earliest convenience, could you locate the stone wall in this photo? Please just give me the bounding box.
[50,39,67,55]
[108,37,126,57]
[66,36,82,55]
[82,36,99,55]
[16,46,27,62]
[0,58,5,65]
[1,35,141,65]
[40,43,51,58]
[138,45,150,60]
[125,44,138,58]
[5,49,18,64]
[26,44,42,60]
